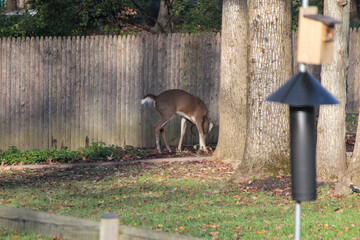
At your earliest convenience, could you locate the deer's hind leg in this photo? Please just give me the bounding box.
[154,115,172,153]
[177,117,187,152]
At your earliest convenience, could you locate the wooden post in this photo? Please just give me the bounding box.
[100,213,119,240]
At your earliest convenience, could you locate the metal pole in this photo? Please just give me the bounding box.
[302,0,309,7]
[295,1,308,239]
[295,201,302,240]
[295,202,302,240]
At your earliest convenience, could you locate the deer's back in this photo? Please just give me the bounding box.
[156,89,208,118]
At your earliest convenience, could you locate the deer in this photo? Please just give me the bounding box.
[141,89,213,154]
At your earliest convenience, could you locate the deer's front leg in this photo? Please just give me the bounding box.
[177,118,187,152]
[195,121,208,153]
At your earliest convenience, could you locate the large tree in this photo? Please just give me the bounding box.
[316,0,350,181]
[213,0,248,164]
[232,0,293,181]
[335,108,360,195]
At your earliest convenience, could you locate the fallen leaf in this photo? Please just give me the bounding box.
[335,208,343,213]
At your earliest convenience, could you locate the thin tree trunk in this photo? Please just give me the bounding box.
[151,0,171,33]
[232,0,292,182]
[316,0,350,181]
[213,0,248,165]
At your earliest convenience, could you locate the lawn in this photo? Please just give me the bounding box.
[0,159,359,239]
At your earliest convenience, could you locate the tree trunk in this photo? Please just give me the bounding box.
[335,109,360,195]
[213,0,248,165]
[350,0,359,22]
[232,0,292,182]
[316,0,350,181]
[6,0,17,10]
[151,0,171,33]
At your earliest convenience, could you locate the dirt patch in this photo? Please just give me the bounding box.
[243,176,292,197]
[136,144,215,160]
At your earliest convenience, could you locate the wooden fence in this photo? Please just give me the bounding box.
[0,33,221,150]
[0,30,359,150]
[0,205,202,240]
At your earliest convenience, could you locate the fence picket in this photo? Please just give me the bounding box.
[0,38,4,149]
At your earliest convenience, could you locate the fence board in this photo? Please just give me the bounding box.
[43,37,50,149]
[0,205,202,240]
[137,35,144,147]
[10,38,17,147]
[0,205,99,240]
[4,38,11,148]
[115,36,122,146]
[32,37,39,149]
[103,35,109,144]
[119,35,126,146]
[110,35,116,146]
[88,37,95,146]
[0,39,4,149]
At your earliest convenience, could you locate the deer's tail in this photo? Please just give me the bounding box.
[141,94,157,105]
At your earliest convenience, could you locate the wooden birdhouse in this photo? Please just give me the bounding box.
[297,7,342,65]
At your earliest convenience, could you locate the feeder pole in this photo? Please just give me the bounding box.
[295,1,308,239]
[295,202,301,240]
[267,2,340,240]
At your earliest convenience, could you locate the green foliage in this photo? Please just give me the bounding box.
[0,0,147,37]
[0,0,222,37]
[0,142,150,165]
[172,0,222,33]
[0,12,35,37]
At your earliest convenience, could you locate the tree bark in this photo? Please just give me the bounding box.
[232,0,292,182]
[335,109,360,195]
[6,0,17,10]
[316,0,350,181]
[350,0,359,22]
[151,0,171,33]
[213,0,248,165]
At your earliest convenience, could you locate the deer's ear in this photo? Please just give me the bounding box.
[209,122,214,132]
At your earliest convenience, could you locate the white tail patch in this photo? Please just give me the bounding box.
[141,97,154,105]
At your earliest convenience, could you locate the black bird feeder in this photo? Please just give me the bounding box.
[266,70,339,238]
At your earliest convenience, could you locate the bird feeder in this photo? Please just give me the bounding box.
[297,7,342,65]
[267,71,339,202]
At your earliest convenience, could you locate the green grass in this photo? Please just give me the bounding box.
[0,160,359,239]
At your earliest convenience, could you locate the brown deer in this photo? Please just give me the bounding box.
[141,89,213,154]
